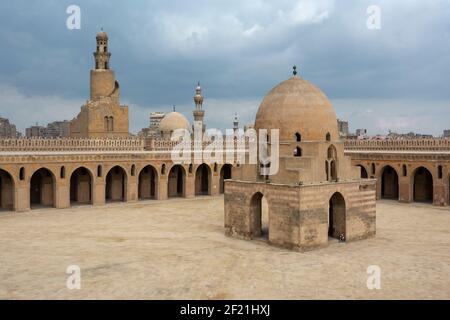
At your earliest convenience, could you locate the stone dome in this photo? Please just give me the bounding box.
[159,111,191,133]
[255,75,339,142]
[96,31,108,39]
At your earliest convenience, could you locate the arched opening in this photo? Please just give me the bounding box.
[195,164,211,196]
[327,145,338,181]
[168,165,185,198]
[19,167,25,181]
[358,165,368,179]
[328,192,346,240]
[294,146,302,157]
[438,165,443,179]
[295,132,301,142]
[0,169,14,212]
[30,168,55,209]
[60,166,66,179]
[327,145,337,159]
[250,192,269,239]
[97,165,102,178]
[219,164,233,194]
[138,165,157,200]
[330,160,337,181]
[105,166,127,202]
[326,132,331,141]
[381,166,399,200]
[413,167,433,203]
[161,164,166,175]
[402,165,407,177]
[70,167,93,205]
[131,164,136,177]
[371,163,376,175]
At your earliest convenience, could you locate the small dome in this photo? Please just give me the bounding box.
[255,75,338,141]
[159,112,191,133]
[96,31,108,39]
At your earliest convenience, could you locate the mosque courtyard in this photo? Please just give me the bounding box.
[0,197,449,300]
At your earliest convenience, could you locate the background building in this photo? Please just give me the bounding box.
[45,121,70,138]
[443,129,450,138]
[25,124,46,138]
[0,117,18,138]
[337,119,349,137]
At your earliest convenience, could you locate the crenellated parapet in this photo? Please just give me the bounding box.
[344,139,450,152]
[0,137,145,152]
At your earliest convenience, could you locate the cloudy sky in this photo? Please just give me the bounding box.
[0,0,449,135]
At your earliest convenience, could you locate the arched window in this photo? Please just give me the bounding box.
[294,146,302,157]
[402,165,407,177]
[189,164,193,174]
[327,145,337,159]
[60,166,66,179]
[131,165,136,176]
[19,167,25,181]
[214,163,218,173]
[108,116,114,132]
[104,116,108,131]
[161,164,166,175]
[371,163,376,175]
[97,165,102,178]
[326,132,331,141]
[295,132,301,142]
[438,165,443,179]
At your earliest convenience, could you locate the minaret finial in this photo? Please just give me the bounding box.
[293,65,298,76]
[173,105,176,112]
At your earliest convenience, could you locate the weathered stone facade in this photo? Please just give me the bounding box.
[224,71,377,251]
[0,140,233,212]
[70,31,129,138]
[345,139,450,206]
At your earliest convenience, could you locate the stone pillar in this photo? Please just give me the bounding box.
[211,173,220,196]
[185,175,195,198]
[127,176,138,202]
[398,177,411,203]
[157,177,168,200]
[433,181,447,206]
[15,183,30,212]
[93,181,105,206]
[55,181,70,209]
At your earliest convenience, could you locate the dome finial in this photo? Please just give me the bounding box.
[293,65,298,76]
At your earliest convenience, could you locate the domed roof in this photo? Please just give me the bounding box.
[96,31,108,39]
[255,75,339,142]
[159,111,191,133]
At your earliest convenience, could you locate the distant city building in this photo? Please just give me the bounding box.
[150,112,166,130]
[25,124,46,138]
[45,120,70,138]
[356,129,367,138]
[25,121,70,138]
[0,117,18,138]
[443,130,450,138]
[387,130,433,140]
[138,112,166,138]
[337,119,349,137]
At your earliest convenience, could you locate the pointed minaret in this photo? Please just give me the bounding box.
[94,29,111,70]
[90,30,117,101]
[193,82,205,133]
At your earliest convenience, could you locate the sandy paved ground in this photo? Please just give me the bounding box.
[0,197,449,300]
